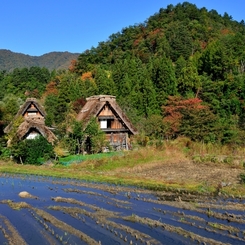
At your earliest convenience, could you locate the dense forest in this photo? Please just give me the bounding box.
[1,2,245,161]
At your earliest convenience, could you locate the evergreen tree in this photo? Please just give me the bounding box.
[139,68,160,117]
[1,94,23,124]
[175,56,187,79]
[198,41,232,81]
[148,56,177,107]
[44,94,59,127]
[94,66,116,95]
[166,22,193,61]
[177,58,201,97]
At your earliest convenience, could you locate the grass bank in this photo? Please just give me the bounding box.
[1,138,245,197]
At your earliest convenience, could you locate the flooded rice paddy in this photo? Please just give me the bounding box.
[0,173,244,244]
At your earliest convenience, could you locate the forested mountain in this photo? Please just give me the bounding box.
[71,2,245,144]
[1,2,245,148]
[0,49,80,71]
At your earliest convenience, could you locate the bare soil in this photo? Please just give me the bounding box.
[108,159,243,187]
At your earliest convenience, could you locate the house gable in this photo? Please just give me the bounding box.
[20,98,45,119]
[77,95,137,135]
[76,95,137,150]
[97,102,131,133]
[4,98,57,145]
[24,128,41,140]
[22,103,43,118]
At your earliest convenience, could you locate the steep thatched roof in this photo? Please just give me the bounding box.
[76,95,137,135]
[16,117,57,144]
[4,98,57,144]
[16,97,46,117]
[4,98,46,133]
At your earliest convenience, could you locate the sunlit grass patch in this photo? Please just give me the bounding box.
[0,138,245,196]
[58,151,121,166]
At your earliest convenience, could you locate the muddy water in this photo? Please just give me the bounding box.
[0,173,244,245]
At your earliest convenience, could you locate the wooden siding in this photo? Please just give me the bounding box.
[98,105,125,130]
[105,132,130,150]
[98,105,113,116]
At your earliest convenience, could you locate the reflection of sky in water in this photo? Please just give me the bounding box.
[0,174,244,245]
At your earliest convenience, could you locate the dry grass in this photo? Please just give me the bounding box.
[0,138,245,196]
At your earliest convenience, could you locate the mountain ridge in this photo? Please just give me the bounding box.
[0,49,80,71]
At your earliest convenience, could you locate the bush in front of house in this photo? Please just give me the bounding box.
[11,136,54,164]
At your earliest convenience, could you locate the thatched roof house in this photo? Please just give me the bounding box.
[4,98,57,145]
[76,95,137,150]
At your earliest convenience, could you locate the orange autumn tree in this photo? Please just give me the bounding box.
[69,59,78,73]
[162,96,218,142]
[43,81,59,97]
[81,71,93,81]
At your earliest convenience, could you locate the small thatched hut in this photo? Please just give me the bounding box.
[4,98,57,145]
[76,95,137,150]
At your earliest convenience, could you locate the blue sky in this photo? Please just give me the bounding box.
[1,0,244,56]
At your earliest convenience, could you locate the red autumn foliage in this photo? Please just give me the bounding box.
[72,98,87,113]
[162,96,207,136]
[200,41,207,50]
[148,28,162,36]
[25,89,40,98]
[133,28,163,47]
[221,28,231,35]
[133,37,143,47]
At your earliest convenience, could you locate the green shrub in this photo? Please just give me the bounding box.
[240,173,245,183]
[0,147,11,160]
[11,136,54,165]
[223,156,234,164]
[192,155,202,163]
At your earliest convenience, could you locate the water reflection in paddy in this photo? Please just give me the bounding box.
[0,174,244,245]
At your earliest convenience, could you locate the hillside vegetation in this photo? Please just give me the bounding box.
[62,2,245,146]
[0,49,80,71]
[0,2,245,160]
